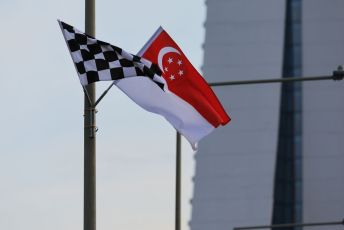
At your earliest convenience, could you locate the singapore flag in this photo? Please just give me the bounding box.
[115,27,230,149]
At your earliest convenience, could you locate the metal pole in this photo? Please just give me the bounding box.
[209,75,334,86]
[208,66,344,87]
[175,132,182,230]
[94,82,115,106]
[84,0,96,230]
[233,219,344,230]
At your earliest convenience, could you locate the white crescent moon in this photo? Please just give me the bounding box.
[157,47,181,73]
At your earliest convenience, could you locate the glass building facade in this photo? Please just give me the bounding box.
[192,1,344,230]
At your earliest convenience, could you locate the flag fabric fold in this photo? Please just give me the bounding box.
[135,27,231,148]
[59,21,230,149]
[138,27,230,130]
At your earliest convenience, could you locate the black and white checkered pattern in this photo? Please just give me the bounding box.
[59,20,166,89]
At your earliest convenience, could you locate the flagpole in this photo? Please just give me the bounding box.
[84,0,96,230]
[175,132,182,230]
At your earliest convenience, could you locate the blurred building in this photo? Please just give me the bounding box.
[190,0,344,230]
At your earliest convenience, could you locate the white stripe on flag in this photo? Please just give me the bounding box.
[115,77,214,149]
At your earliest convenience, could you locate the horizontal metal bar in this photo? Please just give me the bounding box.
[209,75,333,86]
[90,66,344,107]
[233,219,344,230]
[209,66,344,86]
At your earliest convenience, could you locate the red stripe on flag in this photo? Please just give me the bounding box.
[141,30,230,127]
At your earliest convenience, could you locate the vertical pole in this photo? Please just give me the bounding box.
[84,0,96,230]
[175,132,182,230]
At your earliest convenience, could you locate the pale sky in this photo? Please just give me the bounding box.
[0,1,206,230]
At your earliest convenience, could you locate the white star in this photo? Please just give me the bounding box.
[170,74,175,80]
[178,70,184,76]
[177,59,182,65]
[164,67,168,72]
[167,57,173,64]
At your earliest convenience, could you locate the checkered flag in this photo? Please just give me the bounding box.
[58,20,166,90]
